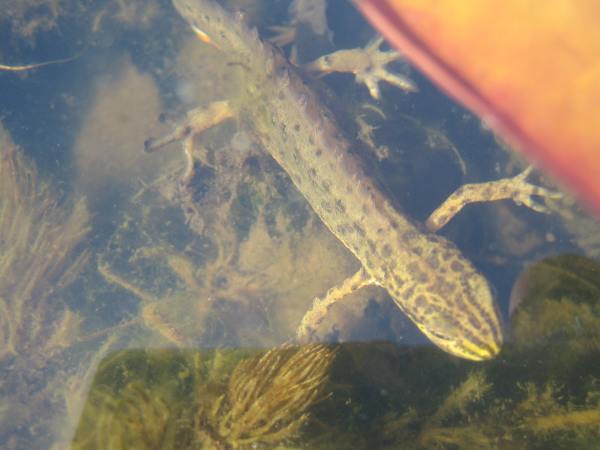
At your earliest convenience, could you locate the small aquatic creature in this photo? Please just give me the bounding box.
[148,0,560,360]
[305,36,417,100]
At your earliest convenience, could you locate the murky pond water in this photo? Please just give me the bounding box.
[2,1,600,449]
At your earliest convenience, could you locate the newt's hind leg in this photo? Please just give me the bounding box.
[425,166,563,232]
[305,36,417,100]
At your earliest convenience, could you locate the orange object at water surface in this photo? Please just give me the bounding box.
[354,0,600,214]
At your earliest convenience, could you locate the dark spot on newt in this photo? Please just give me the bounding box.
[353,223,366,237]
[403,230,417,241]
[367,240,376,252]
[454,294,466,309]
[427,255,440,269]
[451,260,464,272]
[320,201,332,213]
[336,224,350,235]
[436,214,448,226]
[393,275,404,287]
[415,295,426,309]
[469,317,482,330]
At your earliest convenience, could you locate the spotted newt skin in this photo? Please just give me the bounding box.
[170,0,503,360]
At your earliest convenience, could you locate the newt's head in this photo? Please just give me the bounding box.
[387,237,504,361]
[420,272,503,361]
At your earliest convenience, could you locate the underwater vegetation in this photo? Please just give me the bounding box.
[0,123,109,449]
[0,0,64,39]
[96,115,372,348]
[546,194,600,260]
[375,367,600,450]
[195,344,335,448]
[0,0,163,40]
[67,255,600,450]
[68,252,600,450]
[0,124,90,363]
[362,254,600,450]
[70,343,336,450]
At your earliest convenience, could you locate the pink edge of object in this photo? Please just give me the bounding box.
[355,0,600,217]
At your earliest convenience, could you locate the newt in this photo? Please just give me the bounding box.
[146,0,559,360]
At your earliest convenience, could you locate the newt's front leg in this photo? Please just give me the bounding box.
[297,267,375,341]
[144,100,234,184]
[425,166,563,232]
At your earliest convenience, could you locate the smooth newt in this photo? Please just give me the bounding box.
[152,0,554,360]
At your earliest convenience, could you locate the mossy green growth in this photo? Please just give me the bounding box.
[394,254,600,450]
[70,344,336,450]
[70,349,198,450]
[510,254,600,350]
[299,255,600,450]
[70,254,600,450]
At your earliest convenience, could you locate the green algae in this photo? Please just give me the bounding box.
[67,253,600,450]
[0,123,111,450]
[70,344,336,450]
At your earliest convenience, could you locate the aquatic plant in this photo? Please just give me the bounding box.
[0,0,63,38]
[0,124,90,362]
[0,0,162,40]
[72,381,189,450]
[0,123,93,448]
[98,116,361,348]
[409,374,600,450]
[70,348,198,450]
[370,255,600,450]
[195,343,335,449]
[66,215,600,450]
[70,344,336,450]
